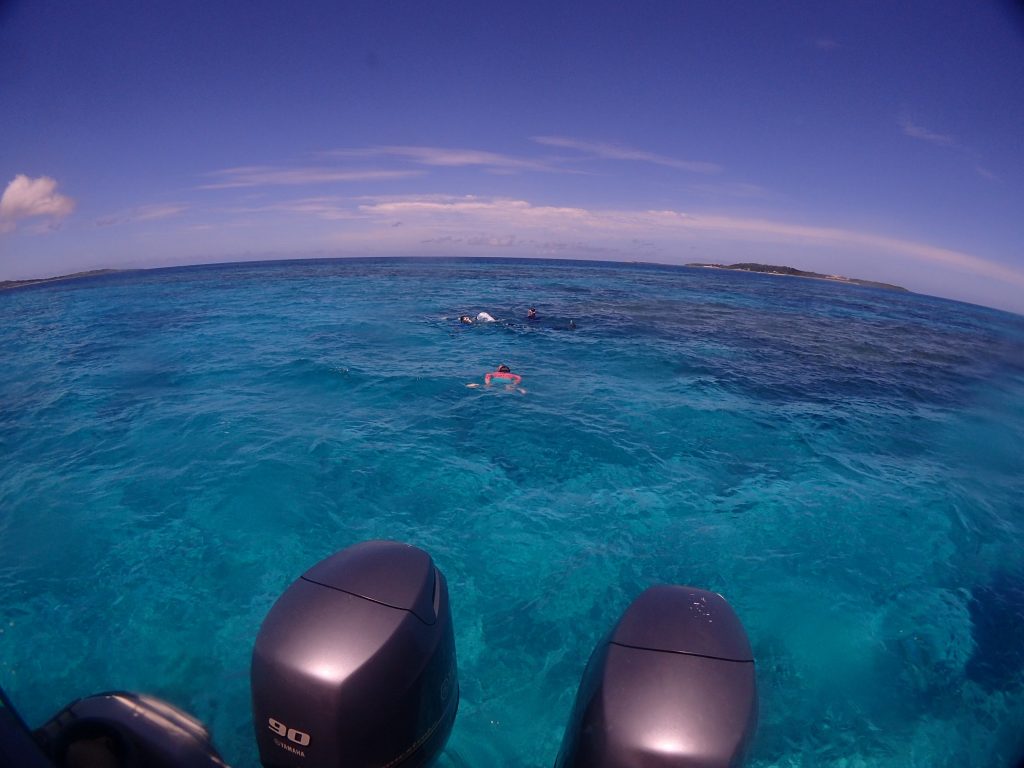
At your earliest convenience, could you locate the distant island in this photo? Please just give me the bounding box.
[0,261,909,295]
[0,269,124,292]
[685,262,908,292]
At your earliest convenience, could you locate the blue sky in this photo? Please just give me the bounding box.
[2,0,1023,312]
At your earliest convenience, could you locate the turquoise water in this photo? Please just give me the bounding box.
[1,258,1023,766]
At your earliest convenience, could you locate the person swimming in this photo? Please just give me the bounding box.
[527,307,537,320]
[484,364,521,386]
[459,315,473,324]
[476,312,496,323]
[466,363,525,391]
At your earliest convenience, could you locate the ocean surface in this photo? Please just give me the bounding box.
[2,257,1023,767]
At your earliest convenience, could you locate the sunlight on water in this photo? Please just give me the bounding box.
[1,259,1023,766]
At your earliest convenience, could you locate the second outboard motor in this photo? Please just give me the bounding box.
[251,541,458,768]
[31,690,227,768]
[555,585,757,768]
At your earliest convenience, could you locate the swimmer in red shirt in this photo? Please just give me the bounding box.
[484,364,521,386]
[467,364,524,391]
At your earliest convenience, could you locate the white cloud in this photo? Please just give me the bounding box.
[200,166,423,189]
[898,116,956,147]
[418,232,615,255]
[212,140,709,194]
[0,175,76,233]
[227,197,363,221]
[352,194,1024,288]
[327,146,558,173]
[898,116,1003,186]
[201,190,1021,299]
[532,136,721,174]
[96,203,189,227]
[643,210,1024,284]
[357,195,591,224]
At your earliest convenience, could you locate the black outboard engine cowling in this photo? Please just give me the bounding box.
[555,585,757,768]
[251,541,458,768]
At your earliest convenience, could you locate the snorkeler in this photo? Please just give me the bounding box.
[484,364,522,386]
[467,363,524,390]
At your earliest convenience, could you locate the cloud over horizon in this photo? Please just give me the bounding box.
[96,203,190,227]
[349,194,1024,288]
[0,175,77,233]
[898,116,956,148]
[326,146,560,173]
[532,136,721,174]
[200,166,423,190]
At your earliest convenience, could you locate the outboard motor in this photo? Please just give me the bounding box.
[1,686,57,768]
[29,690,226,768]
[251,540,458,768]
[555,585,757,768]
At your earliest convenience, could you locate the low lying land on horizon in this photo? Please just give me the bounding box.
[0,269,125,291]
[686,262,908,292]
[0,260,911,296]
